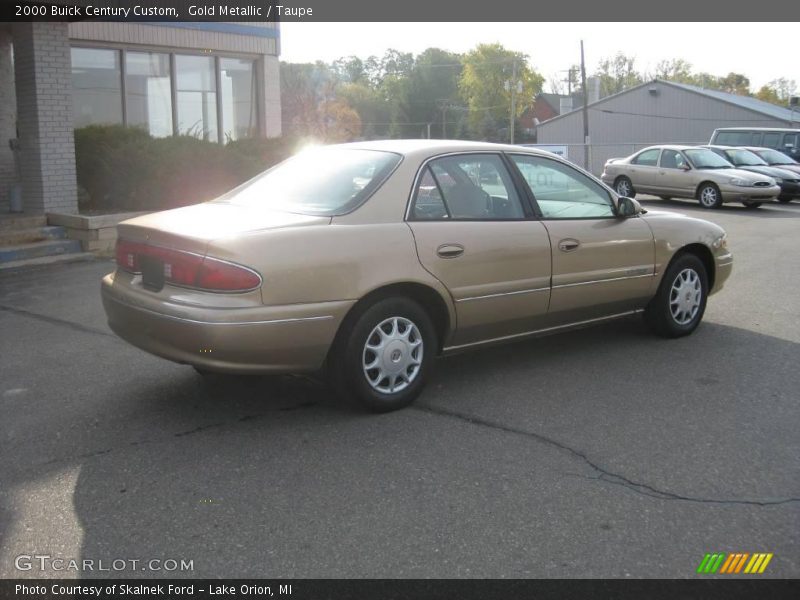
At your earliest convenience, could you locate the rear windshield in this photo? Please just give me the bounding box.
[218,148,401,216]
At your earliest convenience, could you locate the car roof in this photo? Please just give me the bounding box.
[714,127,800,132]
[333,139,559,160]
[639,144,702,152]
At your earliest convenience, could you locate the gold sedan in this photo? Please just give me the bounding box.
[601,145,781,209]
[102,141,732,412]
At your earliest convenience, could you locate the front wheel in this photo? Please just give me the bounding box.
[778,197,793,204]
[329,297,437,412]
[697,183,723,209]
[742,201,762,209]
[644,253,708,338]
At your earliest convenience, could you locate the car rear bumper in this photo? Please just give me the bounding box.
[101,273,352,374]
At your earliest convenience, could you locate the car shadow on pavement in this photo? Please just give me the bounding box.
[638,198,800,219]
[5,316,797,578]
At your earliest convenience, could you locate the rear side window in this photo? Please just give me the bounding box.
[632,148,660,166]
[784,133,798,148]
[411,154,525,220]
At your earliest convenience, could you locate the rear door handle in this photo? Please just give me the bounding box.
[436,244,464,258]
[558,239,580,252]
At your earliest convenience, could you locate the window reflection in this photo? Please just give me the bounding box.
[175,55,218,141]
[71,48,123,127]
[220,58,257,141]
[126,51,173,137]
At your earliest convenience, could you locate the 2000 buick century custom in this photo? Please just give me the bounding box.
[102,141,732,412]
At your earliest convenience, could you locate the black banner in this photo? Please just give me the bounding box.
[2,579,800,600]
[2,0,800,22]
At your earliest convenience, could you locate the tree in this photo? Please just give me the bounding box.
[459,43,544,141]
[594,53,643,97]
[408,48,463,137]
[756,78,797,105]
[716,72,751,96]
[651,59,694,84]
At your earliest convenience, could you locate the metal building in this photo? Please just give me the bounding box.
[536,79,800,174]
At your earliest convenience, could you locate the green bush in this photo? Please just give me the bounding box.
[74,126,305,212]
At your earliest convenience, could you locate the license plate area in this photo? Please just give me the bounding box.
[140,255,165,292]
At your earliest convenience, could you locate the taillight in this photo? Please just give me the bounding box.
[115,238,261,292]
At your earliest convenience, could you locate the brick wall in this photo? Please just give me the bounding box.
[12,22,78,214]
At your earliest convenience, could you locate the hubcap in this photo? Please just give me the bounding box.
[617,179,631,196]
[362,316,423,394]
[700,187,718,207]
[669,268,702,325]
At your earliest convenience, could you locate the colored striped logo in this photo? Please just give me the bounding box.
[696,552,773,574]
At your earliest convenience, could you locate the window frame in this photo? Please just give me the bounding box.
[506,153,619,221]
[405,151,535,223]
[70,42,262,143]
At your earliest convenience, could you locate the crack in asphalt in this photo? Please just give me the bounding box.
[415,404,800,507]
[0,303,115,339]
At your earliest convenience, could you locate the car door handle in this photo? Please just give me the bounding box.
[558,239,580,252]
[436,244,464,258]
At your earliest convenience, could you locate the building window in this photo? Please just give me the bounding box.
[220,58,258,141]
[175,54,218,141]
[71,46,261,142]
[71,47,123,127]
[125,51,173,138]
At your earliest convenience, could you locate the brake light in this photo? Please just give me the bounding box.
[115,239,261,292]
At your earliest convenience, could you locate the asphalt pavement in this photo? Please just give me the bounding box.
[0,197,798,578]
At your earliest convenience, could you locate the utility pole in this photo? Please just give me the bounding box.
[580,40,590,171]
[437,99,449,138]
[510,59,518,144]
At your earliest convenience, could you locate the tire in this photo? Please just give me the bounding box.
[697,183,723,209]
[742,201,762,209]
[615,176,635,198]
[329,297,437,412]
[644,253,708,338]
[778,197,792,204]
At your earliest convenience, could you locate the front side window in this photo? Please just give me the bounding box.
[125,51,173,137]
[220,58,258,141]
[632,148,660,166]
[512,155,614,219]
[411,154,524,220]
[220,148,400,216]
[784,133,798,148]
[660,150,688,169]
[71,48,123,127]
[175,55,218,141]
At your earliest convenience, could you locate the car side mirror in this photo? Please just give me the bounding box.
[616,196,645,217]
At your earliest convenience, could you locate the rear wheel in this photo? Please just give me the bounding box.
[742,201,762,209]
[329,297,436,412]
[615,176,635,198]
[697,183,723,209]
[644,253,708,338]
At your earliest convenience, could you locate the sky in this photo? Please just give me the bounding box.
[280,22,798,92]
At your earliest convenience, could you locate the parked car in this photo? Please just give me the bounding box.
[744,147,800,179]
[601,145,780,209]
[710,128,800,162]
[103,141,732,412]
[703,146,800,203]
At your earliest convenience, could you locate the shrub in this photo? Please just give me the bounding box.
[74,126,308,212]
